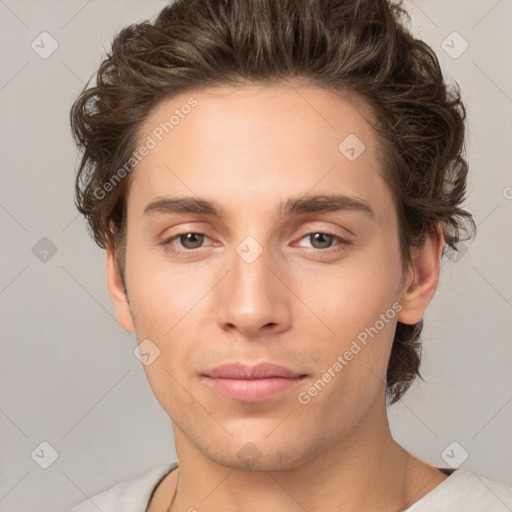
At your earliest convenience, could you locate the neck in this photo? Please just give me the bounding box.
[167,396,445,512]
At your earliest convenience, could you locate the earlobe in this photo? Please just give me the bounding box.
[106,246,136,332]
[397,227,444,325]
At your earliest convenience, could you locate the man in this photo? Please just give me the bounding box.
[69,0,511,510]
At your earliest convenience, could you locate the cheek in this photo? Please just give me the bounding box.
[126,246,208,337]
[289,239,402,394]
[126,248,209,400]
[292,247,402,340]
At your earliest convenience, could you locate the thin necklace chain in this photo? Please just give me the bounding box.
[166,470,180,512]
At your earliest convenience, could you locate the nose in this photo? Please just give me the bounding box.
[214,240,292,338]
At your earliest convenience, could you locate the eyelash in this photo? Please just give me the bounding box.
[161,231,351,257]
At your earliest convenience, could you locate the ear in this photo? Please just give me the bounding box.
[397,226,444,325]
[106,244,135,332]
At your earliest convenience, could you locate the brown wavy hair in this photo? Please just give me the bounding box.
[70,0,476,404]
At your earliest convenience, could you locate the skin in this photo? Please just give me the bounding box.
[106,83,447,511]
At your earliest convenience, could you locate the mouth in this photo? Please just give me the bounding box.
[200,362,308,402]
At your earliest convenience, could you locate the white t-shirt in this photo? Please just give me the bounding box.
[70,463,512,512]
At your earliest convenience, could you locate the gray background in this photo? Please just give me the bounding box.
[0,1,511,511]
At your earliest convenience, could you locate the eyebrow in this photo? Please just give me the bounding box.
[143,193,375,220]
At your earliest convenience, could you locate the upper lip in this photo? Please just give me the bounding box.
[202,363,306,379]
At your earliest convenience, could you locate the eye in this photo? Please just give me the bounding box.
[161,230,351,257]
[163,232,212,254]
[296,232,350,252]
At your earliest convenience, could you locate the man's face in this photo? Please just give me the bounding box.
[112,84,413,470]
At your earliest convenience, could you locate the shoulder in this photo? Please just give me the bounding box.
[70,462,178,512]
[406,469,512,511]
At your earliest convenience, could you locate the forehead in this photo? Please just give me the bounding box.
[128,83,390,218]
[138,83,378,155]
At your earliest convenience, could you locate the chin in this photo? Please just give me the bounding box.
[194,434,319,473]
[205,450,307,472]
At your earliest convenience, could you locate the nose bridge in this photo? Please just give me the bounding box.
[231,234,275,307]
[214,233,290,335]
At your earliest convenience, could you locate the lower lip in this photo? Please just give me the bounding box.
[202,376,304,402]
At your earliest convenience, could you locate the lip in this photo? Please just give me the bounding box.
[201,363,308,402]
[204,362,304,379]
